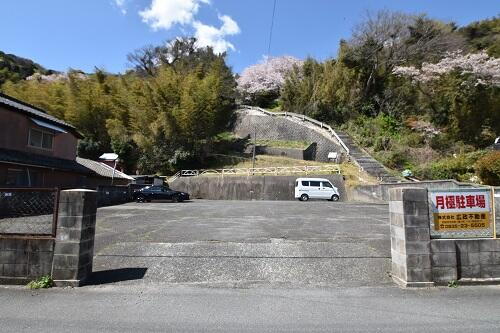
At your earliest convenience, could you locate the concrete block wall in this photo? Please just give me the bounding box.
[431,239,500,282]
[0,189,99,286]
[52,189,97,287]
[389,187,433,287]
[0,237,54,284]
[389,186,500,287]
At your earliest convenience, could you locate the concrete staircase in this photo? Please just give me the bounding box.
[335,130,401,183]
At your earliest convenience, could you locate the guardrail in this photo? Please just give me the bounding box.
[239,105,350,155]
[168,165,341,182]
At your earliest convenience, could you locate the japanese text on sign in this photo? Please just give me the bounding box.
[430,190,491,232]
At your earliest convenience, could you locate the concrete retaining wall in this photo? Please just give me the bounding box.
[350,180,482,203]
[255,142,317,161]
[171,174,346,201]
[233,112,347,162]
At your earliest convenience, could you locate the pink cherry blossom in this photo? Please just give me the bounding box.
[393,51,500,86]
[237,56,303,95]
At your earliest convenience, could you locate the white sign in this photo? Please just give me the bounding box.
[429,188,494,238]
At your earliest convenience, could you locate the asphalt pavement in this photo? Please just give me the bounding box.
[1,284,499,332]
[92,200,391,286]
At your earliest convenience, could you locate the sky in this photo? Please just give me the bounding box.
[1,0,498,74]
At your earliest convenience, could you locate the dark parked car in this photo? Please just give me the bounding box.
[133,185,190,203]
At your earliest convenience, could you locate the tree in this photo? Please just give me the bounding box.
[393,51,500,145]
[237,56,303,107]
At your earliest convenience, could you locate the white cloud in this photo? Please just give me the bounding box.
[139,0,240,54]
[139,0,210,30]
[114,0,127,15]
[193,15,240,53]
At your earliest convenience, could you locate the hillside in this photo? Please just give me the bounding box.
[0,50,53,85]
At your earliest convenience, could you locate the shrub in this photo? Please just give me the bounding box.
[376,150,409,169]
[475,151,500,185]
[414,151,487,181]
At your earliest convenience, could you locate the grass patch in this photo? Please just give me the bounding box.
[255,139,310,149]
[27,275,53,289]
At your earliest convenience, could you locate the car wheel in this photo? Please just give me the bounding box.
[331,194,340,202]
[136,195,145,203]
[300,194,309,202]
[172,195,180,203]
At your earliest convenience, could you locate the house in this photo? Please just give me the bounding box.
[76,157,134,186]
[0,93,97,188]
[0,93,135,188]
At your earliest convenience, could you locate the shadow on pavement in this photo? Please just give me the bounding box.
[84,268,148,286]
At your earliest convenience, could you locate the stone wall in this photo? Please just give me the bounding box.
[171,174,346,201]
[233,112,346,162]
[389,187,500,287]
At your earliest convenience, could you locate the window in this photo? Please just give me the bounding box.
[322,181,333,188]
[28,128,53,149]
[27,169,42,187]
[301,181,309,186]
[310,181,321,187]
[6,169,27,186]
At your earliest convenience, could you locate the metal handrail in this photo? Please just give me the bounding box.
[240,105,350,155]
[171,165,341,180]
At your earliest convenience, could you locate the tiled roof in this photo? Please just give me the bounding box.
[0,93,82,138]
[0,148,92,174]
[76,157,134,180]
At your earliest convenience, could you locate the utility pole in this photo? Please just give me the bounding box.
[252,127,257,172]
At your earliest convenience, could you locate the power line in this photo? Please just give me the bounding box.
[267,0,277,58]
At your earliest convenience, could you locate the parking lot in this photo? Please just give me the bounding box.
[92,200,391,287]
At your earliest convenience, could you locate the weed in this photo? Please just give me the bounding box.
[447,280,458,288]
[27,275,54,289]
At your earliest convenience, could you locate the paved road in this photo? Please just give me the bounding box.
[92,201,391,286]
[1,285,499,332]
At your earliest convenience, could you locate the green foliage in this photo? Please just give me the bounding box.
[475,151,500,185]
[0,51,52,86]
[255,139,310,149]
[3,39,237,174]
[414,151,487,181]
[459,16,500,57]
[77,138,103,160]
[448,280,458,288]
[27,275,53,289]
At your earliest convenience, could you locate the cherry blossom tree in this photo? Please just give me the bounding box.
[393,51,500,87]
[237,56,303,106]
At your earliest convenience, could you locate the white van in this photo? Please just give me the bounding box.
[295,178,340,202]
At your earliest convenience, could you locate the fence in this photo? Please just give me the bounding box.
[96,184,148,207]
[0,188,59,237]
[168,165,341,183]
[239,105,350,155]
